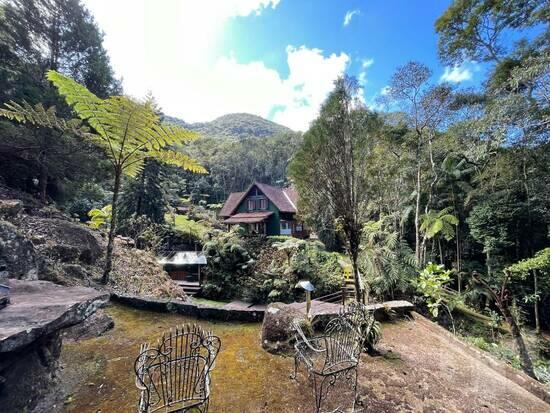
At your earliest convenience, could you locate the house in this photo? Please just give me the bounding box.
[219,182,307,237]
[158,251,207,296]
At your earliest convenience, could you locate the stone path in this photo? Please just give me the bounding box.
[288,299,414,319]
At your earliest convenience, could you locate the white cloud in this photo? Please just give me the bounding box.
[83,0,347,132]
[343,9,360,26]
[440,64,473,83]
[361,58,374,69]
[272,46,349,130]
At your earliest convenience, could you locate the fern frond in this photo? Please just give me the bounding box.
[151,150,207,174]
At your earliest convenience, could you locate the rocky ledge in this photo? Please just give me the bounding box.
[0,279,109,413]
[0,279,109,352]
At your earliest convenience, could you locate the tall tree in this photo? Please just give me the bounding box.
[289,76,380,302]
[0,0,120,103]
[386,62,455,265]
[0,101,95,202]
[435,0,547,64]
[118,159,167,225]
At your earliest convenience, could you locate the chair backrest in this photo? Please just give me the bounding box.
[135,324,221,413]
[340,301,375,337]
[321,316,362,373]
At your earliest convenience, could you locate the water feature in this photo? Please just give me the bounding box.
[61,303,314,412]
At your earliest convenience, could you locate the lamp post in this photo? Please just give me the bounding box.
[296,280,315,320]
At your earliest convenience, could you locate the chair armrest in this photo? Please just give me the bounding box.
[293,320,326,353]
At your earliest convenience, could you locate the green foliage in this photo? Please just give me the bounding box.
[506,248,550,278]
[244,240,343,303]
[119,160,167,225]
[46,70,206,177]
[168,213,211,240]
[415,263,453,318]
[201,229,253,300]
[359,216,416,300]
[420,207,458,240]
[435,0,546,64]
[165,113,292,140]
[87,204,112,230]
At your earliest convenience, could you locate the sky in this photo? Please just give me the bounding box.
[83,0,481,131]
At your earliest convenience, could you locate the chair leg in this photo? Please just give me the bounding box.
[313,375,333,413]
[290,355,299,380]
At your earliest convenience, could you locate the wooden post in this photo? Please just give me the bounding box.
[306,290,312,320]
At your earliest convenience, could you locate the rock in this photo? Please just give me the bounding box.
[0,279,109,413]
[261,302,306,354]
[0,279,109,352]
[17,217,104,265]
[0,200,22,218]
[62,309,114,341]
[0,220,41,280]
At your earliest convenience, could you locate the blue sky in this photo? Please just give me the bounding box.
[84,0,483,131]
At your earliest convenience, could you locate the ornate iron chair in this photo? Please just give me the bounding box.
[290,314,363,413]
[134,324,221,413]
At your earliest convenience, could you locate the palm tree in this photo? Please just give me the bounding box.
[3,71,206,283]
[420,207,458,265]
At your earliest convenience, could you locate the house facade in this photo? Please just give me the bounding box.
[219,182,307,238]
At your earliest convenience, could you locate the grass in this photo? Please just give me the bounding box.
[191,297,230,307]
[166,213,210,238]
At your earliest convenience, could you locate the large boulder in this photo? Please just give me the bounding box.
[0,279,109,413]
[261,302,306,354]
[16,217,103,265]
[0,220,41,280]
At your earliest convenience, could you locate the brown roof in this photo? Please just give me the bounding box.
[219,182,298,217]
[223,211,273,224]
[219,192,245,217]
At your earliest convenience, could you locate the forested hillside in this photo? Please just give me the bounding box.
[163,114,301,204]
[165,113,292,140]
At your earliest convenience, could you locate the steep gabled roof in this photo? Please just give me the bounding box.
[219,192,245,217]
[219,182,298,217]
[255,182,296,213]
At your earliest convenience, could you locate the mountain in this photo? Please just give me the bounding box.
[164,113,293,140]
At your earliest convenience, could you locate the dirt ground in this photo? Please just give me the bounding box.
[357,318,549,413]
[60,304,549,413]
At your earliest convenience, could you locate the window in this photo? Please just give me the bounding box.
[247,199,254,211]
[296,223,303,232]
[280,220,292,235]
[259,198,267,210]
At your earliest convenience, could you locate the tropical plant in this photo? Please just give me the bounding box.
[506,248,550,335]
[87,204,112,230]
[472,269,537,379]
[359,216,416,301]
[6,71,207,283]
[415,263,454,330]
[420,207,458,264]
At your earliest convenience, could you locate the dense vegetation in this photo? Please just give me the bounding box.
[0,0,549,382]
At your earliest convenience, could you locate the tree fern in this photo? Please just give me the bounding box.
[4,70,206,283]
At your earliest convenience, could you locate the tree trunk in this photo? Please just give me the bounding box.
[350,249,364,304]
[414,165,422,266]
[438,238,444,265]
[102,170,122,284]
[534,269,540,335]
[498,302,536,379]
[39,152,48,204]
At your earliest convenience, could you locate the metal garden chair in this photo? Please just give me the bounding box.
[290,313,363,412]
[134,324,221,413]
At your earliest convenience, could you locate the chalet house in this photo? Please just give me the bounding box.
[219,182,307,238]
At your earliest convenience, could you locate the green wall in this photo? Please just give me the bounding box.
[235,192,281,235]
